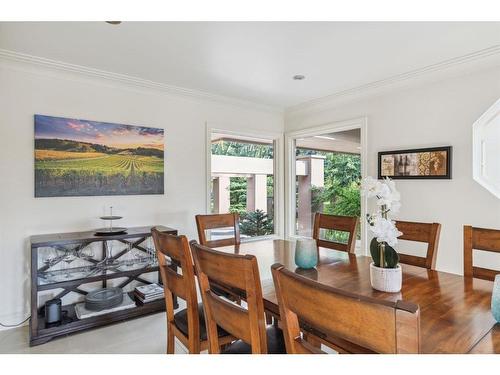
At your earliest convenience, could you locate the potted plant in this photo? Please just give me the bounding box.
[361,176,403,293]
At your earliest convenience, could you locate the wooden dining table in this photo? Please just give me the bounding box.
[215,239,500,354]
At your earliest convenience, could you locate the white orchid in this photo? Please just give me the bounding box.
[387,200,401,214]
[362,176,401,214]
[376,179,401,213]
[367,214,402,247]
[361,176,382,198]
[363,176,403,247]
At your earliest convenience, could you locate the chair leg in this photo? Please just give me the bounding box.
[188,338,201,354]
[167,326,175,354]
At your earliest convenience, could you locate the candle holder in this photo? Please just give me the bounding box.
[95,206,127,236]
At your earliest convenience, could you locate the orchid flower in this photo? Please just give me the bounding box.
[367,214,402,247]
[362,176,403,246]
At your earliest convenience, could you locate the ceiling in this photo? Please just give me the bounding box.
[296,128,361,154]
[1,22,500,108]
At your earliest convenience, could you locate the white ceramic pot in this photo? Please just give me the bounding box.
[369,262,402,293]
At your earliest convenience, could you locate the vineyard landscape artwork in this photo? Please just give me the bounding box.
[34,115,165,197]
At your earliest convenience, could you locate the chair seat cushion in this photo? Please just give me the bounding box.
[221,325,286,354]
[174,303,228,341]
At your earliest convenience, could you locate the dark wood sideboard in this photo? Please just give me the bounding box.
[30,225,177,346]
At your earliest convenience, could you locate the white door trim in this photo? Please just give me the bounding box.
[284,117,368,254]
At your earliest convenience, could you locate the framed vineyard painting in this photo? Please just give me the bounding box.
[34,115,165,197]
[378,146,452,180]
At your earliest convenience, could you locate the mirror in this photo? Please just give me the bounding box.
[473,98,500,198]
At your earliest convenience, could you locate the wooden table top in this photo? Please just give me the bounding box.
[216,239,500,354]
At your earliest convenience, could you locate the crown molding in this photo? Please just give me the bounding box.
[286,45,500,118]
[0,49,283,115]
[2,45,499,119]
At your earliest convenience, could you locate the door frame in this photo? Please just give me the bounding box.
[284,117,368,254]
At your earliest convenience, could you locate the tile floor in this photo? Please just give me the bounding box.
[0,309,334,354]
[0,312,188,354]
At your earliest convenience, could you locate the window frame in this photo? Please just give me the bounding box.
[205,123,284,241]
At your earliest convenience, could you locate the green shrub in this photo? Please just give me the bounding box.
[240,210,274,236]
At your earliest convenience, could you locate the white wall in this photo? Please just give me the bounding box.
[0,59,283,326]
[286,65,500,275]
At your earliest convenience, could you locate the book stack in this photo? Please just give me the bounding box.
[134,283,164,304]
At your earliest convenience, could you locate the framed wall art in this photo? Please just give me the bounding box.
[378,146,452,180]
[35,114,165,197]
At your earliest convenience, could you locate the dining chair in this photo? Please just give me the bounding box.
[195,213,244,306]
[195,213,240,248]
[189,241,286,354]
[151,228,233,354]
[271,263,420,354]
[312,212,359,253]
[464,225,500,280]
[394,220,441,270]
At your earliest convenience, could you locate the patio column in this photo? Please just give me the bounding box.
[297,155,325,236]
[246,174,268,213]
[213,176,230,214]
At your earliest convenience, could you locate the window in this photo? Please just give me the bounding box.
[209,131,277,239]
[473,98,500,199]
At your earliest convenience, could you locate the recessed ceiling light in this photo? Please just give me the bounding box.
[293,75,305,80]
[106,21,122,25]
[314,135,336,141]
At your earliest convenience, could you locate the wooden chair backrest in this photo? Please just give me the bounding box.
[312,213,359,253]
[190,240,267,354]
[196,213,240,248]
[464,225,500,281]
[395,221,441,270]
[271,263,420,354]
[151,229,200,339]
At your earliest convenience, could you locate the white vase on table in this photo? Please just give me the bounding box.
[369,263,402,293]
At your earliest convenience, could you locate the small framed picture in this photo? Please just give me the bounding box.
[378,146,452,180]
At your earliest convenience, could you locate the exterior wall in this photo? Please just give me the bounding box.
[296,155,325,236]
[246,175,268,212]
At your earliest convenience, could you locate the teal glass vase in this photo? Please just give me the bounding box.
[492,275,500,323]
[295,239,318,269]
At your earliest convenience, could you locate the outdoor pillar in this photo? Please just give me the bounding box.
[246,174,268,213]
[297,155,325,236]
[213,176,230,214]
